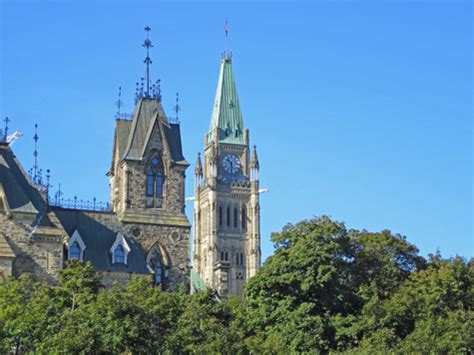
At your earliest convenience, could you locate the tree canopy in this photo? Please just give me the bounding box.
[0,216,472,354]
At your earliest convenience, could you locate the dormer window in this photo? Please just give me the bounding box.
[114,245,125,264]
[68,230,86,262]
[69,241,81,260]
[110,233,131,265]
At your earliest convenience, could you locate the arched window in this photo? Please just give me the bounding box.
[145,156,165,207]
[146,169,154,196]
[225,252,228,261]
[236,252,240,265]
[221,251,225,261]
[226,207,230,227]
[240,253,244,266]
[156,171,164,197]
[219,207,223,226]
[69,241,81,260]
[149,249,163,285]
[233,208,238,228]
[114,244,125,264]
[242,208,247,229]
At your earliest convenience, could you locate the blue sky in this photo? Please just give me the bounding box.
[1,0,472,260]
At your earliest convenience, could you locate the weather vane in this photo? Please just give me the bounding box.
[143,26,153,97]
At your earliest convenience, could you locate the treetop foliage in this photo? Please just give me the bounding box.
[0,216,472,354]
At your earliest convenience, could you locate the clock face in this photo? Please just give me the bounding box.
[222,154,241,174]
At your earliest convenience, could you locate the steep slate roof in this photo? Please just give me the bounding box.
[53,208,150,274]
[114,98,186,164]
[0,143,45,216]
[207,56,245,145]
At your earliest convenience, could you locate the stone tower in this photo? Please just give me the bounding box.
[193,54,261,297]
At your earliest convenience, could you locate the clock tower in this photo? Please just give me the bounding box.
[193,54,261,297]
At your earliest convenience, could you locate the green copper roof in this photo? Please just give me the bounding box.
[190,267,208,293]
[208,56,245,145]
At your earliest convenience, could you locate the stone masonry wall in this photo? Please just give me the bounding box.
[0,213,63,283]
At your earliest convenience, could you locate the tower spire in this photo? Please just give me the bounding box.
[143,26,153,97]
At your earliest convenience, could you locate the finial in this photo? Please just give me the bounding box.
[156,79,161,100]
[33,124,39,183]
[143,26,153,97]
[46,169,51,204]
[115,86,123,118]
[174,92,181,122]
[3,117,10,142]
[223,18,232,60]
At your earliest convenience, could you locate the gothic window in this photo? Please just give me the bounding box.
[225,252,228,261]
[240,253,244,266]
[234,207,238,228]
[219,207,223,226]
[149,249,163,285]
[146,169,154,196]
[236,252,239,265]
[114,244,125,264]
[242,208,247,229]
[69,241,81,260]
[221,251,225,261]
[156,171,164,197]
[226,207,231,227]
[145,155,165,207]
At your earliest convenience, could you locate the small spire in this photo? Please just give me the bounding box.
[45,169,51,205]
[3,117,10,142]
[115,86,123,118]
[173,92,181,122]
[156,79,161,100]
[143,26,153,97]
[250,145,259,170]
[195,152,203,176]
[32,124,39,183]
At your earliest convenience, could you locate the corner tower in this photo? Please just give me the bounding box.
[193,54,261,297]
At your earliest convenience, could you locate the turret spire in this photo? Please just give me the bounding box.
[195,152,203,176]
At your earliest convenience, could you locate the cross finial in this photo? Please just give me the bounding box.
[3,117,10,142]
[143,26,153,97]
[115,86,123,118]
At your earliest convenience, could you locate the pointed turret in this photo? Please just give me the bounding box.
[250,145,259,170]
[207,56,245,146]
[195,153,203,176]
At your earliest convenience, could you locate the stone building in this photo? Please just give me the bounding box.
[0,29,190,290]
[192,53,261,297]
[0,30,261,296]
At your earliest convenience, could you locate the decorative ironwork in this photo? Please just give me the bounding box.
[143,26,153,97]
[173,92,181,123]
[49,195,111,212]
[3,117,10,142]
[31,123,41,184]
